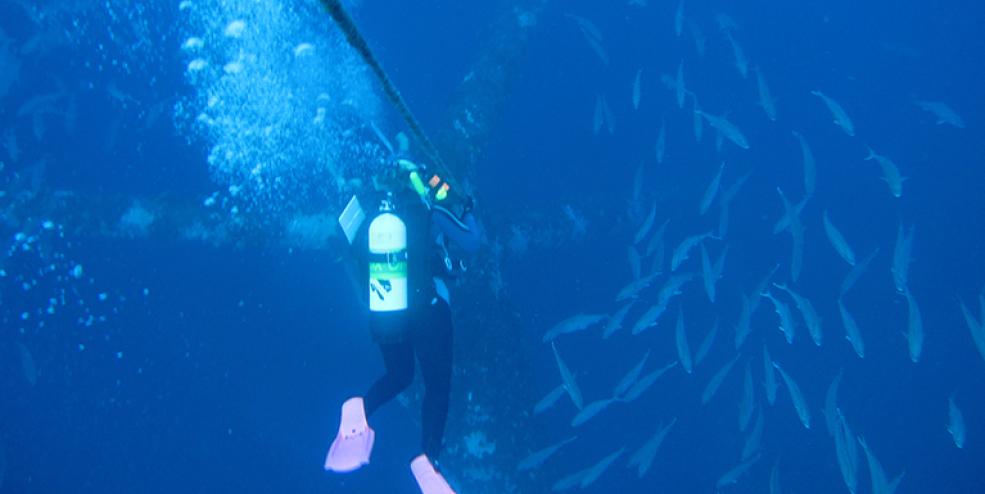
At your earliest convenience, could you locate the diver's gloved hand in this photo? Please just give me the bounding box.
[397,158,421,172]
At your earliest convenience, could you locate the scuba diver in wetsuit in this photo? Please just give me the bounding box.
[325,157,481,494]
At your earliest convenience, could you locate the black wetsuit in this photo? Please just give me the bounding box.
[364,299,454,460]
[360,188,480,461]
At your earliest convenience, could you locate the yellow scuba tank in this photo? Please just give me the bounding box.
[367,196,408,312]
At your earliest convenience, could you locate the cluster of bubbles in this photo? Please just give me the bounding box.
[174,0,389,221]
[1,218,124,362]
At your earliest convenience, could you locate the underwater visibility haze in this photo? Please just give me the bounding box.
[1,0,984,493]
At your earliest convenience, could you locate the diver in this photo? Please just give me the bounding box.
[325,156,481,494]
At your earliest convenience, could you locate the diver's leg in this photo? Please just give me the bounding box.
[364,338,415,417]
[415,300,454,461]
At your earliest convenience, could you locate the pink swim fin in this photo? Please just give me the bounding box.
[324,397,375,473]
[410,454,456,494]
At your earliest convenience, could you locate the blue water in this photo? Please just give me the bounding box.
[1,0,983,493]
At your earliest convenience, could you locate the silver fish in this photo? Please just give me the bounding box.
[571,398,617,427]
[763,344,778,406]
[905,290,924,363]
[858,437,904,494]
[616,272,661,302]
[756,68,777,121]
[694,319,719,366]
[552,342,584,410]
[644,219,670,264]
[543,313,607,342]
[627,418,677,478]
[734,293,755,350]
[772,361,811,429]
[632,68,643,110]
[657,272,695,306]
[702,354,741,405]
[948,395,967,449]
[603,302,635,339]
[671,231,715,271]
[700,246,714,302]
[823,369,844,437]
[791,130,816,197]
[892,223,914,294]
[614,350,650,397]
[687,20,706,56]
[579,447,626,488]
[840,248,880,297]
[534,383,567,415]
[959,298,985,363]
[762,291,796,344]
[628,245,642,280]
[770,461,782,494]
[634,202,658,245]
[717,171,752,237]
[631,301,667,335]
[675,308,693,374]
[772,187,808,235]
[811,90,855,136]
[567,14,609,66]
[699,161,726,215]
[724,31,749,78]
[742,410,765,460]
[839,298,866,359]
[834,409,860,493]
[697,110,749,149]
[518,436,578,471]
[621,361,678,402]
[865,147,905,198]
[773,282,823,346]
[701,243,728,303]
[601,95,615,134]
[565,14,603,42]
[914,99,965,128]
[823,210,856,266]
[551,469,585,492]
[736,266,779,349]
[716,452,762,489]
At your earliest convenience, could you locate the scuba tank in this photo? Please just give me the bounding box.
[367,194,408,312]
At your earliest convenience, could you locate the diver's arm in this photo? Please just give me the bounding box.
[432,206,482,255]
